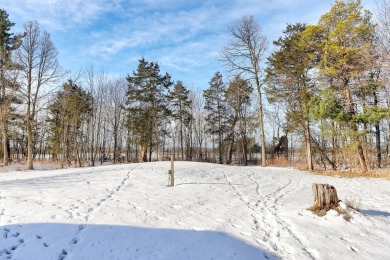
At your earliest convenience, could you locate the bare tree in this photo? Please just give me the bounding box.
[376,0,390,168]
[84,65,109,166]
[221,15,268,166]
[376,0,390,55]
[190,88,206,160]
[16,21,61,170]
[106,78,127,163]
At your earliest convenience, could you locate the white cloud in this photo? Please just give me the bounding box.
[3,0,379,88]
[4,0,120,31]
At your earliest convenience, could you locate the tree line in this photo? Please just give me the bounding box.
[0,0,389,173]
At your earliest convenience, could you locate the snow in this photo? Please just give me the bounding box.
[1,162,389,259]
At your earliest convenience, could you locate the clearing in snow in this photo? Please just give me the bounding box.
[0,162,389,259]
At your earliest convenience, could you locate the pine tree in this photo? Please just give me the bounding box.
[265,23,316,170]
[48,80,92,166]
[225,75,253,165]
[169,81,192,160]
[314,0,377,173]
[0,9,23,165]
[126,58,173,162]
[203,72,229,164]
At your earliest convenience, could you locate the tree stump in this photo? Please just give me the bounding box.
[311,183,340,213]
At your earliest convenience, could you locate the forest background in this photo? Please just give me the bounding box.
[0,0,389,174]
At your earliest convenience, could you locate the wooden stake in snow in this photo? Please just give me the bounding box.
[311,183,340,212]
[170,155,174,187]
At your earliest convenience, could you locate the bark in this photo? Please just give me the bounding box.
[374,92,381,168]
[140,145,147,162]
[305,119,313,171]
[2,117,9,166]
[345,85,368,173]
[27,116,34,170]
[256,81,267,167]
[311,183,340,212]
[1,71,9,166]
[227,113,238,164]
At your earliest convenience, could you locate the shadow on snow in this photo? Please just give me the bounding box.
[0,223,277,260]
[361,209,390,217]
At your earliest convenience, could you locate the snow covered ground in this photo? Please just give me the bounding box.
[0,162,389,259]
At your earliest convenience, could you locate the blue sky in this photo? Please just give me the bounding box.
[4,0,376,89]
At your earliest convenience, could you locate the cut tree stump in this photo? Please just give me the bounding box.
[311,183,340,213]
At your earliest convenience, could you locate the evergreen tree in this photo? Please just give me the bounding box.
[48,80,92,166]
[225,75,253,165]
[313,0,378,172]
[169,80,192,160]
[265,23,316,170]
[203,72,228,164]
[126,58,173,162]
[0,9,23,165]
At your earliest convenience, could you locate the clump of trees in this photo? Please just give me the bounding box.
[266,0,389,173]
[0,0,389,173]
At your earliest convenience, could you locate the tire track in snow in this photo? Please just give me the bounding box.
[56,164,140,260]
[222,168,314,259]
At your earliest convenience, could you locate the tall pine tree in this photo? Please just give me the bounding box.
[169,80,192,160]
[204,72,228,164]
[126,58,173,162]
[314,0,377,173]
[0,9,23,166]
[265,23,317,171]
[48,79,92,166]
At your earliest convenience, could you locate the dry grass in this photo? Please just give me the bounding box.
[343,211,352,222]
[340,197,362,222]
[312,168,390,179]
[267,156,290,167]
[309,196,358,221]
[310,205,353,221]
[289,160,310,171]
[345,197,362,212]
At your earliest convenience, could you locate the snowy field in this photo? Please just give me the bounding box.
[0,162,389,259]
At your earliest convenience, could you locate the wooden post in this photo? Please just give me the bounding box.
[170,155,174,187]
[311,183,340,212]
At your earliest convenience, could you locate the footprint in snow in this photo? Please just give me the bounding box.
[231,223,242,228]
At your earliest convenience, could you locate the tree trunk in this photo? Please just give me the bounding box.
[374,92,381,168]
[2,119,9,166]
[140,145,147,163]
[305,119,313,171]
[27,116,34,170]
[227,114,238,164]
[1,72,9,166]
[345,86,367,173]
[311,183,340,212]
[256,80,266,167]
